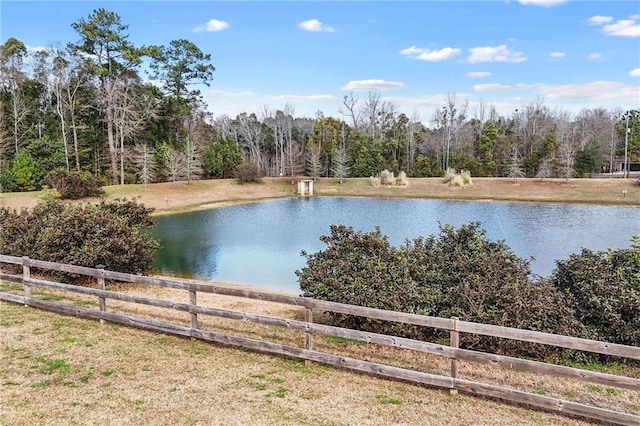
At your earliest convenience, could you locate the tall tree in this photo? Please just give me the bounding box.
[69,8,145,183]
[0,38,29,153]
[149,39,215,146]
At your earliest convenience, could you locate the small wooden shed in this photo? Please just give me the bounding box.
[298,179,314,196]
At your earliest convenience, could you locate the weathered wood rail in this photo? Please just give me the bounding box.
[1,255,639,425]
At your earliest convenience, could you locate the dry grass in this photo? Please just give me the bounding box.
[0,177,638,216]
[2,280,638,425]
[1,177,638,424]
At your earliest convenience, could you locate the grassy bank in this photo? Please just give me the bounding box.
[1,177,638,215]
[2,282,617,426]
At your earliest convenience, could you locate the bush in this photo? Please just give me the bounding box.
[444,168,472,187]
[0,164,16,192]
[297,222,584,358]
[397,171,409,186]
[44,169,104,199]
[379,169,395,185]
[443,168,456,183]
[550,237,640,347]
[11,151,43,191]
[234,162,262,184]
[0,199,159,277]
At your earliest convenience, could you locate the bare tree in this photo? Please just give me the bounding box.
[331,142,349,183]
[133,142,155,187]
[114,72,158,184]
[52,49,89,171]
[0,38,29,153]
[235,113,265,173]
[536,158,554,180]
[182,109,206,183]
[168,145,185,184]
[362,91,396,142]
[556,110,577,181]
[340,92,361,131]
[306,139,322,179]
[434,93,468,171]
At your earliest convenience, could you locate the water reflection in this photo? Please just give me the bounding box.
[152,197,639,293]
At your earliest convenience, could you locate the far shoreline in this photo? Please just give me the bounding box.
[0,177,638,216]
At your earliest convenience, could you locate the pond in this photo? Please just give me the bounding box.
[152,197,639,293]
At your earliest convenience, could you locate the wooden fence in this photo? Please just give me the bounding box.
[0,255,639,425]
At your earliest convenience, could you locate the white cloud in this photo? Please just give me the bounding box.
[299,19,335,33]
[630,68,640,77]
[193,19,230,32]
[400,46,461,62]
[466,71,491,79]
[267,94,335,102]
[587,15,613,25]
[536,81,639,101]
[549,51,565,58]
[474,83,512,92]
[209,90,256,98]
[601,19,640,37]
[341,79,406,92]
[399,46,423,56]
[515,83,533,90]
[517,0,566,7]
[468,45,527,63]
[589,15,640,37]
[26,45,47,53]
[587,52,602,60]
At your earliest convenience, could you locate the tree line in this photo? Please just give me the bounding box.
[1,8,639,192]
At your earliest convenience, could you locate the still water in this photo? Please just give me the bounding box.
[152,197,639,293]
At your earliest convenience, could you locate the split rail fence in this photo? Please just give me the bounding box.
[0,255,639,425]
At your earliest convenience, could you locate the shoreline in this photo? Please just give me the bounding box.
[0,177,638,216]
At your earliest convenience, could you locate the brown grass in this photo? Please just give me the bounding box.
[2,280,638,425]
[1,177,638,424]
[0,177,638,215]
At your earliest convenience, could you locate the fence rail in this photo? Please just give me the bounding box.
[0,255,638,425]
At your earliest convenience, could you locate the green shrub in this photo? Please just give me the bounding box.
[297,222,583,358]
[0,199,159,277]
[550,236,640,347]
[0,164,16,192]
[234,162,262,184]
[11,151,43,191]
[44,169,103,199]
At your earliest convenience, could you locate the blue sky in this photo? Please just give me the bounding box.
[2,1,639,121]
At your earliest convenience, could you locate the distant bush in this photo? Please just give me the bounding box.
[397,171,409,186]
[379,169,395,185]
[443,168,456,183]
[234,163,262,184]
[44,169,103,199]
[444,168,472,187]
[0,199,159,277]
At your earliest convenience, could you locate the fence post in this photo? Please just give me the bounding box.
[305,307,314,350]
[450,316,459,394]
[301,291,315,365]
[22,256,30,305]
[189,288,198,335]
[96,264,106,324]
